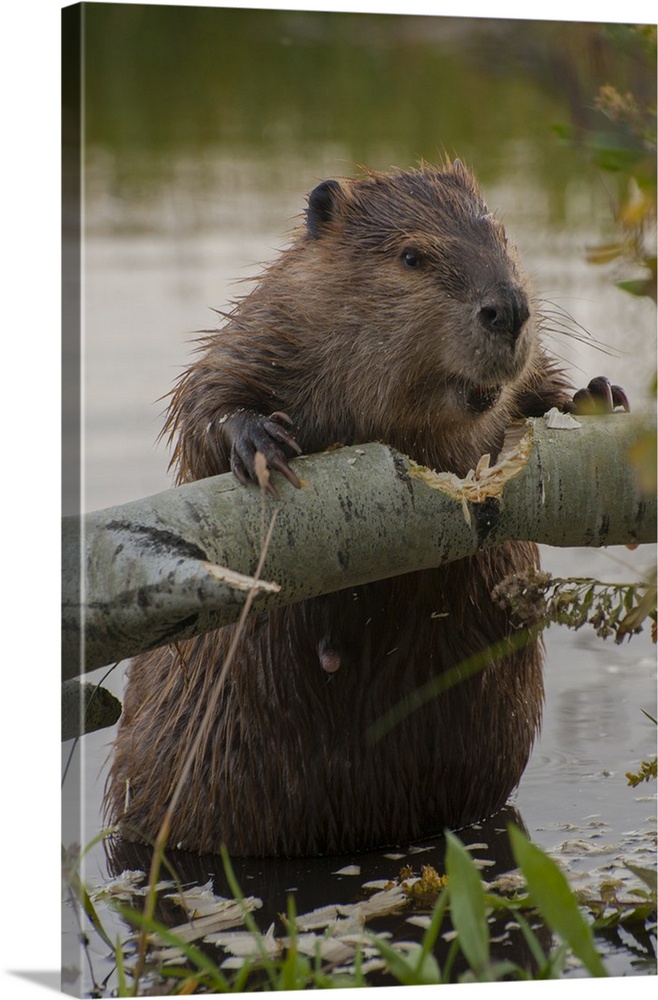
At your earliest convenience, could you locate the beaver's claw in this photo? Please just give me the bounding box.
[227,410,302,496]
[564,376,630,415]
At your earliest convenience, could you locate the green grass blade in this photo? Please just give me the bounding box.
[626,863,657,896]
[413,887,449,979]
[220,846,280,988]
[445,830,490,976]
[508,824,607,978]
[118,905,231,992]
[371,934,440,985]
[114,936,134,998]
[511,908,568,978]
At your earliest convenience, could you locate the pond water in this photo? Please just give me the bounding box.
[62,6,656,995]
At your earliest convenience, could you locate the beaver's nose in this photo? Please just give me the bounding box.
[478,283,530,341]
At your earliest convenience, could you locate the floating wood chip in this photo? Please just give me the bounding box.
[164,902,263,945]
[207,922,281,966]
[544,406,582,430]
[293,882,410,935]
[159,881,263,944]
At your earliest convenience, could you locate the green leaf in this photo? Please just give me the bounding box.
[114,935,130,998]
[626,864,657,896]
[511,908,552,973]
[412,887,449,978]
[508,825,607,978]
[585,242,625,264]
[371,934,441,985]
[64,865,116,953]
[617,278,655,298]
[584,131,645,173]
[445,831,490,976]
[550,122,573,141]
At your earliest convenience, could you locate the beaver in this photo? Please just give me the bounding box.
[106,159,625,857]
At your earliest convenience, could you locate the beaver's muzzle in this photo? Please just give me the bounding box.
[478,282,530,343]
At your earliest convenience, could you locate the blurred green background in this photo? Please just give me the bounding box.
[65,5,655,232]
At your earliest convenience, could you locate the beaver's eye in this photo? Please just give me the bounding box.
[401,249,422,269]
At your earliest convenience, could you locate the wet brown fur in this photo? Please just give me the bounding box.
[106,160,573,857]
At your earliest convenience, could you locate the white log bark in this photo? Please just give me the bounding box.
[62,414,656,685]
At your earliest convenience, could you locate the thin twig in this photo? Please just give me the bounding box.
[131,506,279,992]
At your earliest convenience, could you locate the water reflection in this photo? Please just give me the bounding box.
[103,805,553,988]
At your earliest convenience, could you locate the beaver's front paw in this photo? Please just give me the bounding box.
[564,376,630,415]
[225,410,302,495]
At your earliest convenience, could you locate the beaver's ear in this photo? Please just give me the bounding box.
[306,179,344,238]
